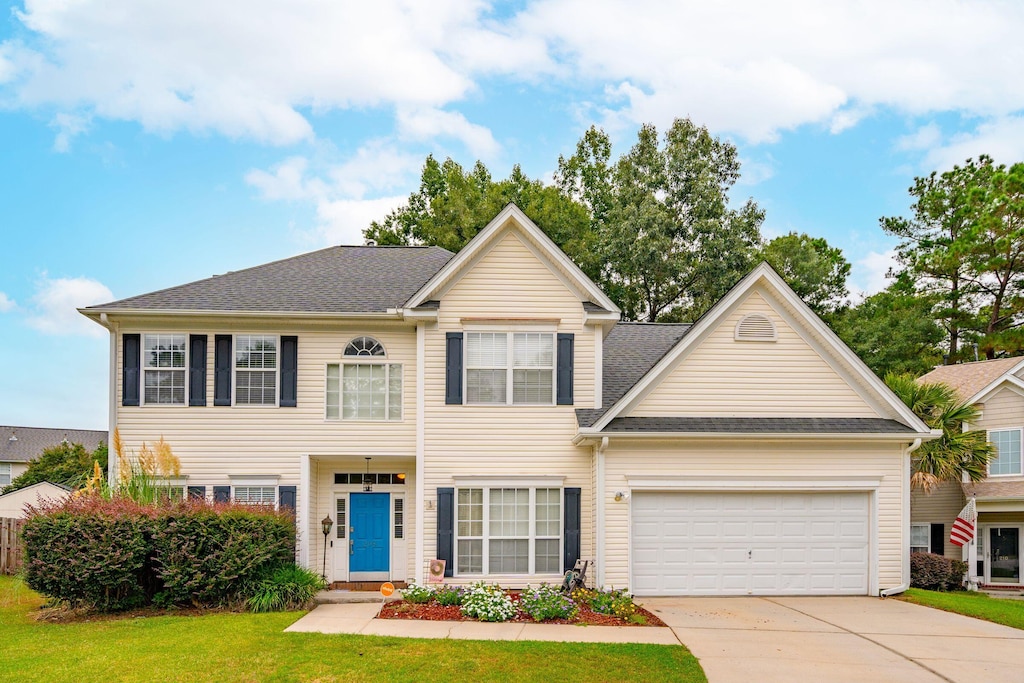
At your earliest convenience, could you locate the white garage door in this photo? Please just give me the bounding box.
[631,492,870,596]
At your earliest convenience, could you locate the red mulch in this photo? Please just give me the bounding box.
[378,596,665,627]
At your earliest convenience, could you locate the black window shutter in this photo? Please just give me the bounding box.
[187,485,206,500]
[556,333,574,405]
[280,336,298,408]
[214,335,232,406]
[930,523,945,555]
[445,333,463,405]
[122,334,141,407]
[188,334,208,407]
[563,487,581,572]
[213,486,231,503]
[279,485,297,511]
[437,487,455,577]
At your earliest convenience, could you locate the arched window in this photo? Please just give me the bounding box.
[327,337,402,421]
[344,336,386,357]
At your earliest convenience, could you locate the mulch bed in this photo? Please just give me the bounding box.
[379,596,665,627]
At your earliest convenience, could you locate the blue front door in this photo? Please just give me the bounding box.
[350,493,390,576]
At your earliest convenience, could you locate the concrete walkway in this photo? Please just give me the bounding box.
[640,596,1024,683]
[285,602,680,645]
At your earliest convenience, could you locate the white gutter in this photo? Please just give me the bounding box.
[79,307,404,321]
[881,437,923,598]
[574,430,940,445]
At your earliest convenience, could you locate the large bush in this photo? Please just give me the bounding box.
[910,551,968,591]
[22,496,296,611]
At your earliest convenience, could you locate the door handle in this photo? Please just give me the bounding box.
[350,539,354,556]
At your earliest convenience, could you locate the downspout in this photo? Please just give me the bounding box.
[100,313,119,488]
[880,437,922,597]
[414,321,426,585]
[595,436,608,589]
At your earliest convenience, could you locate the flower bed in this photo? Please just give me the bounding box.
[378,582,665,627]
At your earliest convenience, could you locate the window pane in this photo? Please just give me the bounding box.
[236,370,276,405]
[458,488,483,537]
[144,334,186,368]
[466,333,507,367]
[489,488,528,537]
[144,369,185,404]
[236,335,277,370]
[235,486,275,504]
[513,369,553,404]
[344,336,385,357]
[467,369,506,403]
[342,364,387,419]
[513,333,553,367]
[535,539,561,573]
[991,429,1022,475]
[388,364,402,420]
[535,488,561,536]
[910,525,930,548]
[0,463,10,487]
[489,539,528,573]
[458,539,483,574]
[326,364,340,419]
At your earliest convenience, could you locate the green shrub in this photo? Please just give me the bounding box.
[402,583,433,604]
[433,584,467,606]
[21,497,154,611]
[460,582,516,622]
[519,583,577,621]
[911,551,968,591]
[246,564,326,612]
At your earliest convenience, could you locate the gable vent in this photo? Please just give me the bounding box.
[735,313,777,342]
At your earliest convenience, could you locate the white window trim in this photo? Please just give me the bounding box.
[463,331,556,406]
[454,486,563,577]
[141,332,189,407]
[988,427,1024,477]
[910,523,931,554]
[325,361,404,422]
[233,334,280,408]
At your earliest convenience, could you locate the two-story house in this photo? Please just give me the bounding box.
[914,358,1024,588]
[81,204,934,596]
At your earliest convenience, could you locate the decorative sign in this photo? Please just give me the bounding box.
[380,582,395,597]
[427,559,446,583]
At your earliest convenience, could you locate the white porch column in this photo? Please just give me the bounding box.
[299,453,311,569]
[967,533,979,589]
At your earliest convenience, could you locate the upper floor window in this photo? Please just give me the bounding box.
[990,428,1023,476]
[144,334,186,405]
[0,462,11,487]
[235,335,277,406]
[465,332,554,405]
[326,337,402,420]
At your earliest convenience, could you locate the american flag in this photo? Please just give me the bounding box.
[949,498,976,547]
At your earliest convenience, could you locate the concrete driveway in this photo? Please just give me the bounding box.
[641,596,1024,683]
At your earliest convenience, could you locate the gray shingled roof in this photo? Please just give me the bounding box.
[576,322,691,427]
[598,417,918,434]
[85,245,455,314]
[1,426,108,463]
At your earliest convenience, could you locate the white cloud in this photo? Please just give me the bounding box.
[897,122,943,152]
[736,154,776,187]
[25,276,114,337]
[851,249,897,297]
[0,292,15,312]
[313,195,409,245]
[50,112,91,152]
[919,116,1024,170]
[396,107,501,161]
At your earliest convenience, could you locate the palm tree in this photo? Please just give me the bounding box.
[885,372,994,492]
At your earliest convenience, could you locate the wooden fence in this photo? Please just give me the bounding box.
[1,517,25,574]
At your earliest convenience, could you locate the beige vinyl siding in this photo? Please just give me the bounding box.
[602,440,906,592]
[422,230,595,584]
[631,291,877,418]
[910,481,964,559]
[10,463,27,480]
[0,482,70,518]
[977,387,1024,431]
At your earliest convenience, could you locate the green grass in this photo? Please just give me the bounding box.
[901,588,1024,630]
[0,576,705,682]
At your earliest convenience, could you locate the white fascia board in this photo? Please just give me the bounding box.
[587,263,931,434]
[403,203,619,313]
[626,476,882,491]
[583,310,621,325]
[399,308,439,322]
[971,371,1024,405]
[80,308,403,322]
[573,428,940,445]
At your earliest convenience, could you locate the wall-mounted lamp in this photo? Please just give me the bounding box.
[614,492,627,502]
[362,457,373,492]
[321,515,334,580]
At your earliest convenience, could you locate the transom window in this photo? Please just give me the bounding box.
[327,337,402,420]
[990,428,1023,476]
[455,487,561,575]
[910,524,930,554]
[143,334,186,405]
[235,335,277,406]
[465,332,554,405]
[234,485,276,505]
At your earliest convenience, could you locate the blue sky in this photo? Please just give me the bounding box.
[3,0,1024,431]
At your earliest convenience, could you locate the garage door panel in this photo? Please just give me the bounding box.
[631,492,870,596]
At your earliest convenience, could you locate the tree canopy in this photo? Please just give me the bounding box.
[2,440,108,494]
[760,232,850,318]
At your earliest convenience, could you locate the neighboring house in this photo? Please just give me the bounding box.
[79,204,934,596]
[0,425,108,489]
[915,358,1024,588]
[0,481,72,518]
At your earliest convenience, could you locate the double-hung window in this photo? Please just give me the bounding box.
[235,335,277,405]
[455,487,561,575]
[989,428,1023,476]
[465,332,554,405]
[326,337,402,420]
[910,524,931,554]
[143,334,186,405]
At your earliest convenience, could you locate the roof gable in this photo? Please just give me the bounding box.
[404,203,619,313]
[918,356,1024,403]
[583,262,931,435]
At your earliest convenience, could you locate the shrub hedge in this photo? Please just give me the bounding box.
[910,551,968,591]
[22,496,296,611]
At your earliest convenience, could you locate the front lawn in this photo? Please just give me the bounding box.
[0,576,705,682]
[900,588,1024,630]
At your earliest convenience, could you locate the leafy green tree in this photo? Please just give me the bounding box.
[832,275,943,377]
[760,232,850,318]
[885,373,993,492]
[3,440,108,494]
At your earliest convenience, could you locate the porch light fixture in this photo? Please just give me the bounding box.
[396,473,406,481]
[614,492,625,502]
[363,457,373,492]
[321,515,333,580]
